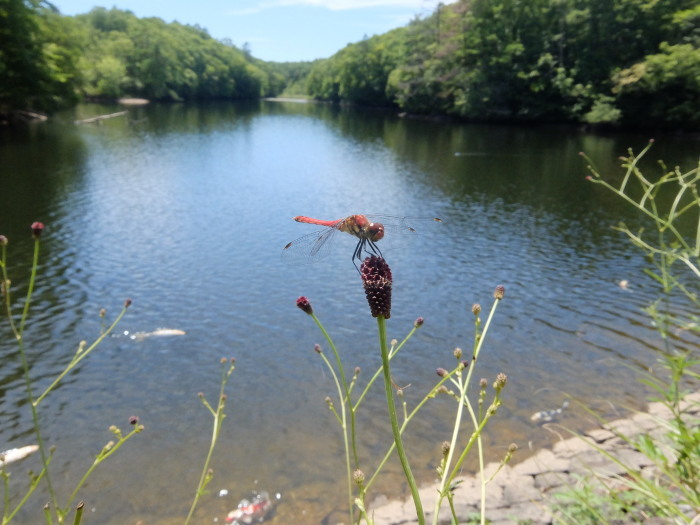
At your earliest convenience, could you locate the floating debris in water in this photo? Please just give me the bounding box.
[219,489,229,497]
[121,328,187,340]
[226,491,278,524]
[618,279,630,290]
[530,400,569,423]
[0,445,39,467]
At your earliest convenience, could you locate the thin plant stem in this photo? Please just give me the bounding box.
[377,315,424,525]
[432,295,503,525]
[2,237,59,512]
[63,424,143,518]
[316,347,354,523]
[71,503,84,525]
[309,313,356,523]
[184,359,235,525]
[34,306,129,406]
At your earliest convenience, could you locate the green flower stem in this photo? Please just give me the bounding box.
[71,502,84,525]
[34,305,129,407]
[316,347,355,523]
[354,325,418,411]
[365,369,456,491]
[64,424,143,518]
[309,312,356,523]
[432,296,503,525]
[185,359,235,525]
[2,237,59,513]
[2,460,51,525]
[377,315,424,525]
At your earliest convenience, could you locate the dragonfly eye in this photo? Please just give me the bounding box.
[368,222,384,241]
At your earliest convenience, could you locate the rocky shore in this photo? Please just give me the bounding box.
[370,392,700,525]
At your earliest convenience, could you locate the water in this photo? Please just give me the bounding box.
[0,101,698,524]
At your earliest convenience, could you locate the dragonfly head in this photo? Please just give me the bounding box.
[367,221,384,242]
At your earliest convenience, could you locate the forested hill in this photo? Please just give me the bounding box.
[304,0,700,129]
[2,0,699,129]
[0,3,285,117]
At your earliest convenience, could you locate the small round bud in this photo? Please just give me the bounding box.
[296,296,313,315]
[353,469,365,485]
[314,344,322,353]
[354,366,361,376]
[0,235,7,246]
[414,317,424,327]
[494,372,507,390]
[493,285,505,300]
[461,360,469,369]
[220,357,228,364]
[129,416,139,425]
[396,388,404,397]
[441,441,450,456]
[479,378,488,389]
[437,385,449,394]
[471,304,481,316]
[508,443,518,453]
[197,392,204,398]
[436,368,448,377]
[124,298,132,308]
[99,308,106,318]
[30,222,44,238]
[453,347,463,360]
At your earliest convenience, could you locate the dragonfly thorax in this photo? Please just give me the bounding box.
[345,215,384,242]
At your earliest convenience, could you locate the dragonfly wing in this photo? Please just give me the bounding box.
[281,227,341,264]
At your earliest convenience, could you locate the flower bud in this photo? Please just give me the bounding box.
[479,378,488,389]
[353,469,365,485]
[30,222,44,238]
[129,416,139,425]
[414,317,424,327]
[493,285,505,300]
[314,344,322,353]
[441,441,450,456]
[360,256,392,318]
[472,304,481,316]
[436,368,448,377]
[0,235,7,246]
[453,347,463,360]
[124,298,132,308]
[296,296,313,315]
[494,372,507,391]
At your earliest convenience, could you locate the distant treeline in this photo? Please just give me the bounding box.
[0,2,286,116]
[304,0,700,128]
[1,0,698,128]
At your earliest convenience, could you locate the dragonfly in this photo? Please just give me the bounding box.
[282,214,442,265]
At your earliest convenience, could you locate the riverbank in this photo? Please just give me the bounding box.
[370,392,700,525]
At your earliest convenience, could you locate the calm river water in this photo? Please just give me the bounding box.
[0,100,698,524]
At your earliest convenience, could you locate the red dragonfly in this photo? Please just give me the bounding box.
[282,214,442,265]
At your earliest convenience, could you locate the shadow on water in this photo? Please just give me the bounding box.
[0,100,698,523]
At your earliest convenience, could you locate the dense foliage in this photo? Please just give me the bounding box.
[305,0,700,128]
[1,3,282,117]
[2,0,698,128]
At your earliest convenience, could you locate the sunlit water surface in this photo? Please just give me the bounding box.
[1,101,698,524]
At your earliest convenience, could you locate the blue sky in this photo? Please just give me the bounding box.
[52,0,440,62]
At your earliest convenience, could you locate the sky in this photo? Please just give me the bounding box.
[51,0,441,62]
